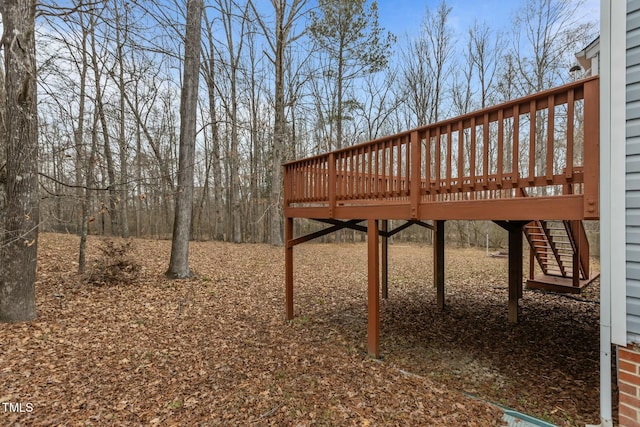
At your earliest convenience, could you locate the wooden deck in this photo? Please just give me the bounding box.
[283,77,600,358]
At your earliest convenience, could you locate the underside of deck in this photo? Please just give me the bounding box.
[283,77,600,358]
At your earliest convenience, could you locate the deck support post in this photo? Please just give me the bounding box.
[508,223,524,323]
[367,219,380,358]
[434,220,445,310]
[382,220,389,299]
[571,220,581,288]
[285,217,294,320]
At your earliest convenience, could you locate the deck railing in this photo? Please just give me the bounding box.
[284,76,599,220]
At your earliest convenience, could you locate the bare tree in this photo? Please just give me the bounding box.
[166,0,203,278]
[309,0,394,149]
[251,0,309,246]
[0,0,39,322]
[423,0,454,122]
[512,0,593,95]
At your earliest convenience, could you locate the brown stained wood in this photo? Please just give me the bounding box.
[349,150,355,199]
[447,124,453,191]
[529,243,535,280]
[285,217,294,320]
[426,132,432,200]
[367,219,380,358]
[483,113,489,189]
[526,273,599,294]
[340,155,347,199]
[382,220,389,299]
[411,131,421,218]
[283,77,599,222]
[387,140,393,197]
[513,104,520,184]
[497,109,504,187]
[434,220,445,310]
[458,121,464,192]
[367,145,373,197]
[529,100,536,183]
[436,127,442,193]
[566,89,575,180]
[470,117,476,193]
[508,224,523,323]
[547,95,555,182]
[397,139,403,196]
[329,153,336,217]
[405,135,410,193]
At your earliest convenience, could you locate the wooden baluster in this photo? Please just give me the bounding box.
[446,123,452,193]
[513,104,520,189]
[483,113,489,189]
[497,109,504,188]
[410,131,421,218]
[470,117,476,198]
[436,127,442,194]
[367,144,373,198]
[397,139,403,196]
[565,89,575,184]
[458,121,464,193]
[546,94,555,184]
[425,131,432,200]
[529,100,536,184]
[374,143,380,198]
[382,142,388,197]
[349,150,355,199]
[329,153,336,217]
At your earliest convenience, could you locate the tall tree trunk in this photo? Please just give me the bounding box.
[204,22,224,240]
[74,24,88,237]
[270,1,287,246]
[89,16,119,235]
[0,0,38,322]
[115,1,130,238]
[79,113,99,274]
[166,0,203,278]
[76,19,90,273]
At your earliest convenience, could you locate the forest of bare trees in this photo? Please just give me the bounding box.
[22,0,595,249]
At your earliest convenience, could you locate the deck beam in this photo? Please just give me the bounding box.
[285,195,586,222]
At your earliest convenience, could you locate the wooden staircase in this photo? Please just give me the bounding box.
[523,219,597,293]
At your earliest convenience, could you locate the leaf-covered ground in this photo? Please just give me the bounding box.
[0,233,606,426]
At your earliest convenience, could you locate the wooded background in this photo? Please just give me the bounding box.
[21,0,597,249]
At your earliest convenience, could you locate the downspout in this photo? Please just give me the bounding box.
[586,1,620,426]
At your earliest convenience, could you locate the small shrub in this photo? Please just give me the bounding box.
[84,239,141,286]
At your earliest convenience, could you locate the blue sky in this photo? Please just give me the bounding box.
[375,0,600,38]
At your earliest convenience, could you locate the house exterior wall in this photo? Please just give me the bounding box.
[628,0,640,344]
[619,346,640,426]
[620,1,640,426]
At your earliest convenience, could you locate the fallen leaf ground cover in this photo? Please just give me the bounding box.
[0,233,604,426]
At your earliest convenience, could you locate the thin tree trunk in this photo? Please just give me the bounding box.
[89,16,118,235]
[115,1,130,238]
